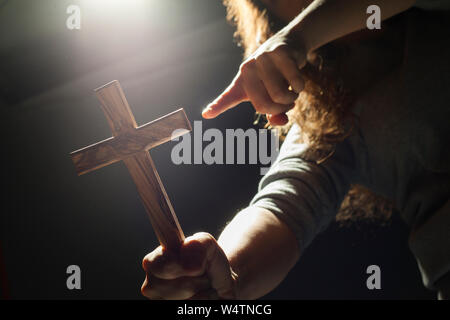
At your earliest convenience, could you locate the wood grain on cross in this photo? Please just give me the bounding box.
[70,80,190,251]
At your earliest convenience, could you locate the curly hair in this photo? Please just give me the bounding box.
[223,0,395,223]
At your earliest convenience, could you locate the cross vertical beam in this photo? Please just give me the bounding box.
[71,80,190,251]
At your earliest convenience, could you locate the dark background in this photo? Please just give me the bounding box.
[0,0,435,299]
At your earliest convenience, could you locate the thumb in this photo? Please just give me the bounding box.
[202,76,247,119]
[181,232,237,299]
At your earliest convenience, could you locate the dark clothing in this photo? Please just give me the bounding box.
[251,5,450,298]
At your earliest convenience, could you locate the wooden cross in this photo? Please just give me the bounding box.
[70,80,190,251]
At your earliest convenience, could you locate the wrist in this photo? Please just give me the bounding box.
[281,0,329,54]
[283,19,312,56]
[222,247,247,299]
[229,266,241,299]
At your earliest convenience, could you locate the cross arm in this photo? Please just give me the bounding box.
[70,108,191,175]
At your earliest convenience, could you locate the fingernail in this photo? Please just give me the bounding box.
[202,106,214,118]
[202,105,211,114]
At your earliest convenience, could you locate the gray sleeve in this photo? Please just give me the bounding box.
[414,0,450,10]
[250,124,356,252]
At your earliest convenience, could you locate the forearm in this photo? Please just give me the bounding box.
[286,0,415,52]
[217,206,300,299]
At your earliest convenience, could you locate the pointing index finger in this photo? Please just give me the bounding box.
[202,75,247,119]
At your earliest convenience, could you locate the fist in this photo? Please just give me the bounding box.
[141,232,238,300]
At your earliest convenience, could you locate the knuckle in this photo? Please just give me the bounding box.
[146,252,179,279]
[140,279,147,295]
[193,235,216,256]
[290,77,304,92]
[271,88,288,103]
[272,45,288,55]
[194,232,216,247]
[181,233,216,272]
[297,57,307,69]
[143,276,170,299]
[142,252,159,272]
[142,256,148,271]
[252,102,269,114]
[140,286,147,297]
[141,278,156,298]
[146,255,164,275]
[287,66,302,78]
[141,282,149,296]
[291,75,303,84]
[239,59,255,74]
[254,52,268,65]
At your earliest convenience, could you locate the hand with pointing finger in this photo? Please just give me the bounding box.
[202,29,307,126]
